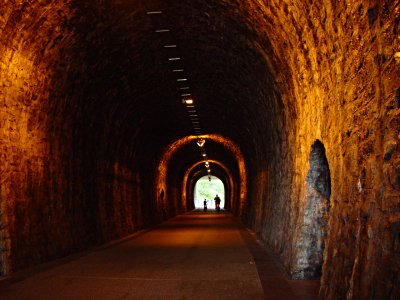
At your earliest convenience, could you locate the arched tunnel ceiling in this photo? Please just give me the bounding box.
[137,0,282,167]
[141,0,280,144]
[5,0,283,167]
[169,139,239,178]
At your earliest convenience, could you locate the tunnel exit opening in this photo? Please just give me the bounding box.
[194,176,225,210]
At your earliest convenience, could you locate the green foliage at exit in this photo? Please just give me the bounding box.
[196,177,224,200]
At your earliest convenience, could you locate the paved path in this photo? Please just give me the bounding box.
[0,211,319,299]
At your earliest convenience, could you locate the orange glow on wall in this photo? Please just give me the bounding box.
[1,49,49,275]
[0,49,46,155]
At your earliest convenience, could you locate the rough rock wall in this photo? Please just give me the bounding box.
[0,1,149,274]
[245,1,400,298]
[0,0,76,274]
[292,140,331,279]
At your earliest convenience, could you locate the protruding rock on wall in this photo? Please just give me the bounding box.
[292,140,331,279]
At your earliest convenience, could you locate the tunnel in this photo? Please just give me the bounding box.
[0,1,399,299]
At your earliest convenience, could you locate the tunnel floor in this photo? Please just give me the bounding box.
[0,211,319,299]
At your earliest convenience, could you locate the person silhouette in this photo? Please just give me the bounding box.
[203,199,208,211]
[214,194,221,212]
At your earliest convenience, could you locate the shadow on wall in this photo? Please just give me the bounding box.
[0,186,5,275]
[292,139,331,279]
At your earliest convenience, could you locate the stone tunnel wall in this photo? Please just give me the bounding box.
[0,2,155,275]
[243,1,400,299]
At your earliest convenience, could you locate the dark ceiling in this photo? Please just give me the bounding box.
[53,0,286,172]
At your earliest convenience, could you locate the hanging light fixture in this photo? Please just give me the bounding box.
[197,138,205,147]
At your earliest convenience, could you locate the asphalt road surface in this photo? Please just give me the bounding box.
[0,211,318,299]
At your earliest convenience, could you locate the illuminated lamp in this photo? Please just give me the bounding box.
[197,138,205,147]
[182,99,194,105]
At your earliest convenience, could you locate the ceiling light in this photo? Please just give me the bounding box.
[179,87,190,90]
[177,78,187,81]
[182,99,194,105]
[173,69,184,72]
[155,29,170,33]
[181,93,191,96]
[168,57,180,61]
[164,45,177,48]
[147,11,162,14]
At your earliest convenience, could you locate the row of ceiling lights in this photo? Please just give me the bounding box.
[147,10,212,179]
